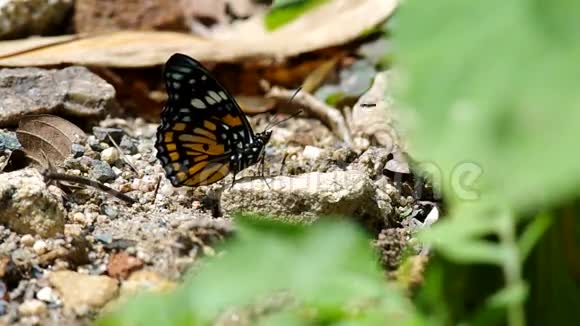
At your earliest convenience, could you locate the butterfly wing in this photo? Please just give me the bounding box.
[155,53,256,187]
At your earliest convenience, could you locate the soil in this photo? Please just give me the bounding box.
[0,115,431,325]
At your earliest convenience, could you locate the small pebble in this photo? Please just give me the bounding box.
[87,136,107,151]
[90,160,116,183]
[120,135,138,154]
[118,183,132,193]
[100,205,118,219]
[303,145,323,160]
[137,142,150,154]
[71,144,85,158]
[32,240,48,255]
[112,166,123,176]
[18,299,47,316]
[158,183,174,196]
[131,179,142,191]
[100,147,120,165]
[136,250,152,263]
[20,234,35,247]
[69,169,82,176]
[72,212,88,225]
[95,233,113,244]
[36,287,58,303]
[64,224,83,237]
[0,130,22,151]
[96,215,109,224]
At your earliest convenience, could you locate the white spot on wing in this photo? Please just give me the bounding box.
[208,90,221,103]
[172,73,184,80]
[175,66,192,74]
[201,75,207,81]
[191,98,207,109]
[172,82,181,89]
[205,96,216,105]
[218,91,228,100]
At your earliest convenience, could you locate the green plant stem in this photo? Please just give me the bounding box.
[497,209,525,326]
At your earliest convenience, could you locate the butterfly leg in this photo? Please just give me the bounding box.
[259,151,271,189]
[229,173,237,190]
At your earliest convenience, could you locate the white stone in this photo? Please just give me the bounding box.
[20,234,35,247]
[32,240,48,255]
[303,145,323,160]
[36,287,58,303]
[18,299,47,316]
[72,212,88,225]
[100,147,120,164]
[64,224,83,237]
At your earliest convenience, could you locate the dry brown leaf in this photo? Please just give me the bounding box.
[0,0,397,67]
[301,56,340,93]
[16,115,86,166]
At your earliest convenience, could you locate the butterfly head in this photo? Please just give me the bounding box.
[257,130,272,144]
[254,130,272,156]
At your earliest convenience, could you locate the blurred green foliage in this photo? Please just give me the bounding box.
[265,0,330,30]
[394,0,580,325]
[97,217,421,326]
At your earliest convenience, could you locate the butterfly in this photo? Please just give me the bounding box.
[155,53,272,187]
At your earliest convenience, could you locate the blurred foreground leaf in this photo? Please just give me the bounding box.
[394,0,580,211]
[266,0,330,30]
[97,216,421,325]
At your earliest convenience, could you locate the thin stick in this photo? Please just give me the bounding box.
[152,175,162,204]
[107,134,138,174]
[44,172,136,205]
[266,86,353,146]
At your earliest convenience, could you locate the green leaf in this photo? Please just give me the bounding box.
[97,216,420,325]
[265,0,331,31]
[393,0,580,212]
[418,205,508,265]
[517,211,553,261]
[486,282,529,308]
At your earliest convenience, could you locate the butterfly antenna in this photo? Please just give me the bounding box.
[263,87,303,132]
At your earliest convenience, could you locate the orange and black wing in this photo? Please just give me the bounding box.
[155,53,256,187]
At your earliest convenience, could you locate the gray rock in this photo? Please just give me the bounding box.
[0,66,115,127]
[119,135,138,154]
[87,135,107,152]
[71,143,85,158]
[0,0,73,40]
[0,130,21,151]
[0,169,65,237]
[48,271,119,313]
[94,233,113,244]
[100,204,118,219]
[349,146,391,179]
[11,248,35,265]
[90,160,116,183]
[221,170,387,225]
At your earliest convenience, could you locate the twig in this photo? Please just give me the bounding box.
[44,172,136,205]
[266,86,353,147]
[107,134,138,174]
[152,174,162,204]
